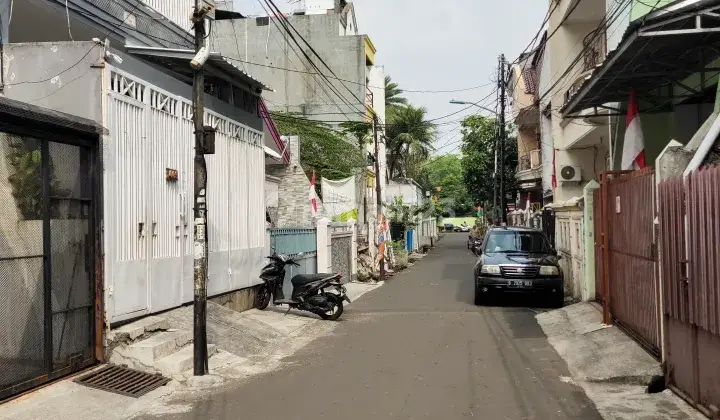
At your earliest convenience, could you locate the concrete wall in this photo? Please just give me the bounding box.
[3,42,105,125]
[386,182,422,206]
[213,13,366,125]
[267,136,328,227]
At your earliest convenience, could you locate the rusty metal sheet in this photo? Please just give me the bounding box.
[665,316,699,404]
[659,177,688,322]
[604,169,660,353]
[688,166,720,334]
[697,327,720,411]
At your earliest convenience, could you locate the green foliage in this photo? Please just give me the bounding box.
[459,115,518,220]
[385,75,408,108]
[385,105,437,179]
[273,112,366,181]
[385,196,430,231]
[5,138,65,220]
[339,120,372,148]
[418,155,474,216]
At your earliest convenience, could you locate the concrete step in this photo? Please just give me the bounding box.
[126,329,194,364]
[107,315,169,343]
[156,344,218,375]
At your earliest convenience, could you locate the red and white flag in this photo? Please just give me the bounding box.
[309,171,318,217]
[621,89,647,170]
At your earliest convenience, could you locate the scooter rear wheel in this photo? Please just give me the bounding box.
[319,293,344,321]
[255,284,271,310]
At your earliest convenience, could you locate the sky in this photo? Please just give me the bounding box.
[232,0,549,155]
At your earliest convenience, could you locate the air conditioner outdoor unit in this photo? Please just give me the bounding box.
[559,165,581,182]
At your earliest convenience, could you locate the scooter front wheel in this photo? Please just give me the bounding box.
[319,293,344,321]
[254,284,272,310]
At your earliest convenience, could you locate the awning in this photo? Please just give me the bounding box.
[561,0,720,117]
[125,45,273,92]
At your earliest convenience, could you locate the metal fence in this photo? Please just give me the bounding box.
[659,165,720,417]
[0,131,98,400]
[595,169,661,357]
[593,188,604,302]
[268,228,318,297]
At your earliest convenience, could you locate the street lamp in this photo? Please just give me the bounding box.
[449,99,497,115]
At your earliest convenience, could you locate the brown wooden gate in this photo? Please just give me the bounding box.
[598,169,661,357]
[659,166,720,418]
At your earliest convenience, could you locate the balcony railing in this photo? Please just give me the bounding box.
[366,87,374,107]
[519,155,531,171]
[530,149,541,168]
[519,149,542,172]
[582,28,606,72]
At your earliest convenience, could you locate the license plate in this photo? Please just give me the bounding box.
[507,280,532,287]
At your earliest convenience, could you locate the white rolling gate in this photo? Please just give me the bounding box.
[104,68,265,323]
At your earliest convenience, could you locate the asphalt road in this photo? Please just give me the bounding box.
[149,234,603,420]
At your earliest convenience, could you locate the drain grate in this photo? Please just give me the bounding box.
[75,364,171,398]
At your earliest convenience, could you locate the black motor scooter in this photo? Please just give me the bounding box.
[254,253,350,320]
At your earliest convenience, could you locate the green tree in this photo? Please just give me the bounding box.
[460,115,518,220]
[418,155,474,216]
[385,105,437,179]
[272,112,365,181]
[384,75,408,108]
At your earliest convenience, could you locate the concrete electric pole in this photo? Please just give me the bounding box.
[373,114,385,281]
[191,0,212,376]
[498,54,507,225]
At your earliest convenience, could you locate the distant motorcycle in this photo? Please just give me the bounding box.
[254,253,350,320]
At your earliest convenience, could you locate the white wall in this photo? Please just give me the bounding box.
[103,66,267,324]
[386,182,421,206]
[539,39,554,197]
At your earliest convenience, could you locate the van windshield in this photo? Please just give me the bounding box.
[483,230,550,254]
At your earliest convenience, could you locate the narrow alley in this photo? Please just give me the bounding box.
[140,234,602,420]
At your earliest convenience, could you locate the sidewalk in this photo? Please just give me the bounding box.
[536,303,705,420]
[0,281,382,420]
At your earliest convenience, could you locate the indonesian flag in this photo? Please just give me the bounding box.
[621,89,647,170]
[309,171,318,217]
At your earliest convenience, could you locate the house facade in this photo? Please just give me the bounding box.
[541,0,720,299]
[1,0,271,340]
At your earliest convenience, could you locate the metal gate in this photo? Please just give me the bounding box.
[0,132,97,400]
[598,169,661,357]
[593,188,604,302]
[659,166,720,417]
[541,207,556,249]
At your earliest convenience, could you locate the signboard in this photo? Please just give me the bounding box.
[166,168,179,182]
[615,196,621,213]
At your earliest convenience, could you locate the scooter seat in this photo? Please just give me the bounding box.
[291,273,335,286]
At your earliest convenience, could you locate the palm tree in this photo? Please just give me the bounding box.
[385,105,437,178]
[385,75,408,108]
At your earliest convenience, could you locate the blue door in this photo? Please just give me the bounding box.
[406,230,414,251]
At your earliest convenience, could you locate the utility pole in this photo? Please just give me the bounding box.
[373,114,385,281]
[492,126,498,224]
[192,0,210,376]
[498,54,507,225]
